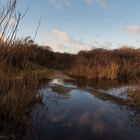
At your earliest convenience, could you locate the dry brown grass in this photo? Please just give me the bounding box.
[0,80,39,122]
[0,34,46,139]
[70,48,140,81]
[0,1,43,138]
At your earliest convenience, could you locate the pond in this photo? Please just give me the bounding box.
[25,79,140,140]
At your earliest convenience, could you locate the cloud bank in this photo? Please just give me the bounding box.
[47,29,93,53]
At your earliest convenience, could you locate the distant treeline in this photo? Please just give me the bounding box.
[0,37,74,72]
[1,37,140,81]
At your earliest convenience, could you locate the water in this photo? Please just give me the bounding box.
[25,79,140,140]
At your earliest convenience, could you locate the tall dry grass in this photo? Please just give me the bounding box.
[0,0,43,139]
[0,38,44,139]
[70,48,140,81]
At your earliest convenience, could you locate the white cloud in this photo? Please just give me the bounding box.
[48,0,108,9]
[92,41,112,49]
[127,25,140,35]
[85,0,108,8]
[48,0,71,9]
[46,29,93,53]
[9,18,17,26]
[53,29,71,42]
[0,17,17,26]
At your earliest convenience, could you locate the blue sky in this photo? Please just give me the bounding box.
[17,0,140,53]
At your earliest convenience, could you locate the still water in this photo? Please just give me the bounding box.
[25,79,140,140]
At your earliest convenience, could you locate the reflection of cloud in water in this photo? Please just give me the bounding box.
[41,91,70,122]
[48,112,66,122]
[66,106,124,134]
[50,79,64,86]
[49,78,76,88]
[28,80,140,140]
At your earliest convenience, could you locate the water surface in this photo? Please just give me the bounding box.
[25,79,140,140]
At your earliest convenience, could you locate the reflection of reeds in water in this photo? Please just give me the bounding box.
[0,44,42,138]
[0,80,42,139]
[0,0,43,139]
[51,85,72,94]
[0,80,39,122]
[0,44,42,139]
[127,85,140,109]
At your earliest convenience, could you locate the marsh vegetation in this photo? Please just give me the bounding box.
[0,0,140,139]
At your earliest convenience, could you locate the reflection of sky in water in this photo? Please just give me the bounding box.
[49,79,139,100]
[49,79,77,88]
[97,85,139,99]
[26,79,140,140]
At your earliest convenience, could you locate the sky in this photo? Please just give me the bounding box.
[16,0,140,53]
